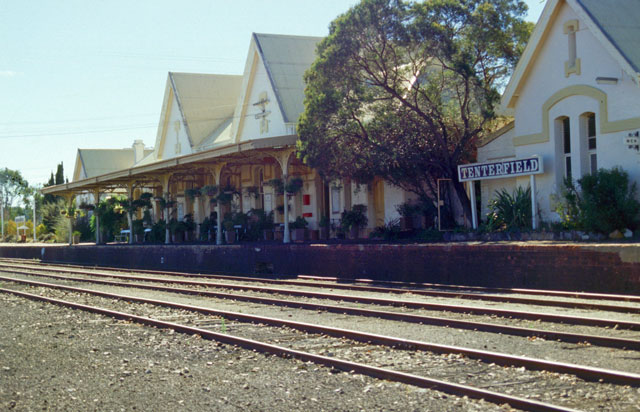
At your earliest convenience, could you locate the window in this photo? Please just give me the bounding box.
[587,113,597,174]
[562,117,572,179]
[331,186,341,214]
[563,20,581,77]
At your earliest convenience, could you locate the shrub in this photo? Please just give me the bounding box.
[370,219,401,240]
[576,168,638,233]
[340,204,368,231]
[486,186,532,231]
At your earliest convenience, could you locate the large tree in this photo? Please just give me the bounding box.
[298,0,532,221]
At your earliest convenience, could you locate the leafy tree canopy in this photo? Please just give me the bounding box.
[0,168,31,209]
[298,0,532,218]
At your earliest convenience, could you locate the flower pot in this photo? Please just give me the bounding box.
[319,227,329,240]
[225,230,236,244]
[348,226,359,240]
[263,230,274,241]
[309,229,319,241]
[292,228,305,242]
[72,234,80,244]
[274,229,284,241]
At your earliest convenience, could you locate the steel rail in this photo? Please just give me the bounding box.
[3,265,640,331]
[0,287,588,412]
[2,275,639,387]
[3,258,640,304]
[1,271,639,351]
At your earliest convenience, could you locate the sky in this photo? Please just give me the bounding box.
[0,0,546,190]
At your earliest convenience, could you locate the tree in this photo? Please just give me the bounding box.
[0,168,31,211]
[298,0,532,221]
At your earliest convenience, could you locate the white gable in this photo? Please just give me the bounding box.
[153,77,193,161]
[232,40,288,143]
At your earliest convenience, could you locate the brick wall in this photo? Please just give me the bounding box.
[1,243,639,294]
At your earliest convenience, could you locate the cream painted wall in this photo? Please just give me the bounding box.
[160,93,193,160]
[480,1,640,223]
[514,3,639,138]
[236,50,288,143]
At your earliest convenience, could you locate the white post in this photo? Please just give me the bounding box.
[530,174,538,230]
[33,196,36,242]
[94,189,101,245]
[1,188,4,240]
[216,201,222,245]
[127,183,134,244]
[194,196,201,241]
[469,181,478,230]
[283,175,291,244]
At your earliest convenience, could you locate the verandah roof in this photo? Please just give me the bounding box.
[41,135,297,196]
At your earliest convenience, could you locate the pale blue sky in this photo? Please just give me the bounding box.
[0,0,545,188]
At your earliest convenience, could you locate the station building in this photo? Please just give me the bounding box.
[42,33,418,243]
[477,0,640,221]
[42,0,640,241]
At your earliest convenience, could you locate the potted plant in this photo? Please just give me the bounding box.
[132,219,145,243]
[184,187,201,200]
[72,230,81,244]
[201,185,219,198]
[183,214,196,241]
[265,178,285,195]
[223,219,236,244]
[290,216,308,242]
[245,186,260,199]
[285,177,304,196]
[319,216,331,240]
[168,218,185,243]
[341,204,368,239]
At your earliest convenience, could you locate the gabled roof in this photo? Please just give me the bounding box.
[502,0,640,109]
[253,33,322,123]
[73,148,153,182]
[578,0,640,73]
[170,72,243,148]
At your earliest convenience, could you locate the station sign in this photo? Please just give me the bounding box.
[458,156,543,182]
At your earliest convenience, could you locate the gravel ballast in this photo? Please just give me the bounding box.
[0,293,508,412]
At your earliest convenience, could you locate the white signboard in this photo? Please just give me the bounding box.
[458,156,543,182]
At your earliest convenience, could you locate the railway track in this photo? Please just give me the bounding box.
[1,270,639,352]
[3,258,640,311]
[3,262,640,332]
[3,260,640,410]
[2,279,639,412]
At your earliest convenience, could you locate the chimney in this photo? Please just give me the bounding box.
[132,140,145,164]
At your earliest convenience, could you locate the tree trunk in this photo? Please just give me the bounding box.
[452,178,472,227]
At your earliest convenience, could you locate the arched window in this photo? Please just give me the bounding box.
[561,117,572,179]
[586,113,597,174]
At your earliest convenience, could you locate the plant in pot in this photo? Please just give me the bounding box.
[319,215,331,240]
[396,201,420,230]
[245,186,260,199]
[184,187,201,200]
[285,177,304,196]
[200,185,219,198]
[183,213,196,242]
[132,219,145,243]
[72,230,81,244]
[168,218,185,243]
[341,204,368,240]
[265,178,285,195]
[223,218,236,244]
[290,216,308,242]
[261,211,275,240]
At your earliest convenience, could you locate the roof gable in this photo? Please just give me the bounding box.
[254,33,322,124]
[502,0,640,110]
[72,149,143,181]
[171,72,243,148]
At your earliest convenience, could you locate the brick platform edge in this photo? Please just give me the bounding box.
[1,243,639,294]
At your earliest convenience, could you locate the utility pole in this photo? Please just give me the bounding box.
[0,187,4,241]
[33,196,37,242]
